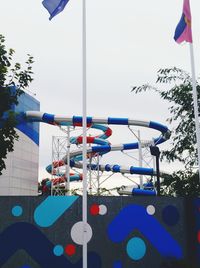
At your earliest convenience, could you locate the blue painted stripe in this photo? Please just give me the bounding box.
[42,113,54,123]
[143,182,154,189]
[149,121,168,133]
[112,165,120,173]
[69,137,77,144]
[46,164,52,173]
[86,116,92,124]
[130,167,154,175]
[132,189,156,196]
[105,164,111,172]
[72,116,92,124]
[93,138,108,145]
[73,116,83,124]
[153,136,166,145]
[74,155,82,162]
[100,134,108,140]
[123,142,138,150]
[70,175,81,181]
[92,145,111,153]
[88,164,98,170]
[70,160,75,167]
[108,117,128,125]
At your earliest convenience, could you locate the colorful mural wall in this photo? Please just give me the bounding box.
[0,196,199,268]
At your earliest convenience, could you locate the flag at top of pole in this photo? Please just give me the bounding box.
[42,0,70,20]
[174,0,192,43]
[174,0,200,183]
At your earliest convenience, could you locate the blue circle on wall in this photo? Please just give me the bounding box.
[162,205,180,226]
[53,245,64,256]
[126,237,146,261]
[113,260,122,268]
[12,205,23,217]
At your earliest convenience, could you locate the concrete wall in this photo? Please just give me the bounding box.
[0,196,199,268]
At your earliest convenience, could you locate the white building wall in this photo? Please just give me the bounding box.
[0,129,39,195]
[0,90,40,195]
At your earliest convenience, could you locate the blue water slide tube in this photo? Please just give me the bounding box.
[26,112,170,139]
[26,111,170,192]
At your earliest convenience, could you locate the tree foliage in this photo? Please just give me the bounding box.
[0,34,34,175]
[132,67,200,196]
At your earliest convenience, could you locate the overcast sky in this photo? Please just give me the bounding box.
[1,1,200,189]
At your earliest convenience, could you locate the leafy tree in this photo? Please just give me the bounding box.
[132,67,200,196]
[0,34,34,175]
[161,170,200,197]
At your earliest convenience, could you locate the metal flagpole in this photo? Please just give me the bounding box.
[82,0,88,267]
[66,125,70,195]
[138,130,143,189]
[189,43,200,182]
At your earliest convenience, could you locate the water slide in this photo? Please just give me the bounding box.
[26,111,171,195]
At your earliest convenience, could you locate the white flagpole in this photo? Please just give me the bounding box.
[82,0,88,267]
[66,125,70,195]
[189,43,200,182]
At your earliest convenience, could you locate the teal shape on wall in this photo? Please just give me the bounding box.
[34,196,79,227]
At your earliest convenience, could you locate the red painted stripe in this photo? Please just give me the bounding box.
[53,160,64,168]
[105,128,112,137]
[73,122,92,127]
[77,136,95,144]
[77,136,82,143]
[52,173,79,185]
[87,137,95,143]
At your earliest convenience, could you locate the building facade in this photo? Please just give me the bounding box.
[0,91,40,195]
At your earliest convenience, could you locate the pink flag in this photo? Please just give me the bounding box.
[174,0,192,44]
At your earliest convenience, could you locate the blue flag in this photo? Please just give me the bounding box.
[42,0,70,20]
